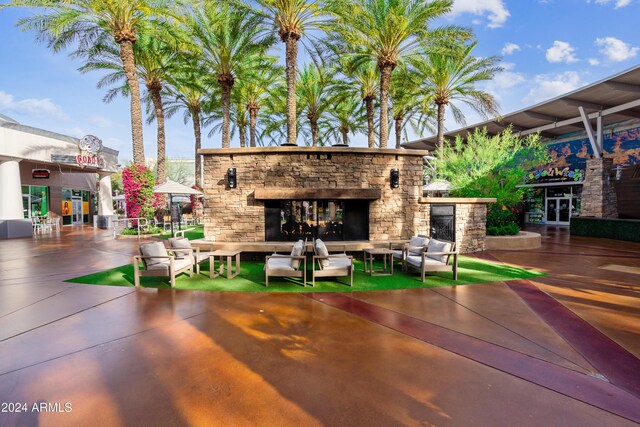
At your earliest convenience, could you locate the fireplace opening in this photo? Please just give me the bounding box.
[265,200,369,241]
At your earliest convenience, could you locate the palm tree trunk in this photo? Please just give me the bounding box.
[284,36,298,146]
[341,128,348,146]
[192,108,202,188]
[249,106,258,147]
[118,40,145,164]
[239,123,246,148]
[150,85,166,183]
[365,97,375,148]
[379,65,392,149]
[220,80,232,148]
[437,102,446,152]
[311,118,318,147]
[395,116,402,149]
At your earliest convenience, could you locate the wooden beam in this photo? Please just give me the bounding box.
[604,81,640,93]
[254,188,382,200]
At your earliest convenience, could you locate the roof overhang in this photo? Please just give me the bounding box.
[404,65,640,152]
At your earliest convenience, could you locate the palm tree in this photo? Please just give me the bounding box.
[188,2,274,148]
[413,41,502,151]
[389,65,423,148]
[297,63,334,146]
[333,59,379,147]
[164,72,209,187]
[78,31,179,183]
[247,0,325,146]
[6,0,181,165]
[327,0,458,148]
[235,57,282,147]
[323,97,366,146]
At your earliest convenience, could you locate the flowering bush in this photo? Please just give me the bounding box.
[122,165,161,223]
[190,186,203,220]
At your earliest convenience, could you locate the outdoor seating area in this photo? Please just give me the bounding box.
[31,215,61,234]
[127,234,463,289]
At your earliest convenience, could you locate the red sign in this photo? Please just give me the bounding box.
[76,154,105,168]
[32,169,50,179]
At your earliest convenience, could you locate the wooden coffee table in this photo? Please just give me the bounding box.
[209,250,242,279]
[363,248,394,276]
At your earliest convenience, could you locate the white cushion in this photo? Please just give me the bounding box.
[290,240,304,269]
[145,257,192,274]
[426,239,452,264]
[194,252,211,263]
[323,257,352,270]
[315,239,330,268]
[391,249,404,260]
[140,242,168,267]
[408,236,429,255]
[405,255,447,268]
[266,257,295,271]
[169,237,191,258]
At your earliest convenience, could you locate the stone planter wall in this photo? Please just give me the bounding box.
[200,147,429,242]
[419,198,496,253]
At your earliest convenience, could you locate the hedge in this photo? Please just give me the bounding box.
[570,217,640,243]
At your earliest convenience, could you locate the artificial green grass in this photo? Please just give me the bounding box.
[65,257,544,293]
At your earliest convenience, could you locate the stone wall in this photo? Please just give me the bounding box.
[420,198,494,253]
[200,147,430,242]
[581,157,618,218]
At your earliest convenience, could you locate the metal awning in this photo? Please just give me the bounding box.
[403,64,640,154]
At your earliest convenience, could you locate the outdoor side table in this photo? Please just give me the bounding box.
[363,248,394,276]
[209,250,242,279]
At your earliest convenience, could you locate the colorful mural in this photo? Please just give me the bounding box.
[528,125,640,183]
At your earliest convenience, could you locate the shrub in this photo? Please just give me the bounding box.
[486,208,520,236]
[122,164,164,223]
[487,223,520,236]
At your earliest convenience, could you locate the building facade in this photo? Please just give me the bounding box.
[0,114,118,239]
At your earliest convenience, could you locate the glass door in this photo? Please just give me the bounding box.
[558,197,571,224]
[546,198,558,224]
[72,198,83,224]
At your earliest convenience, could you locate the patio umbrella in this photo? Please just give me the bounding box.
[153,180,203,236]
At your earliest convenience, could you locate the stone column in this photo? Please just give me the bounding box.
[0,158,32,238]
[580,157,618,218]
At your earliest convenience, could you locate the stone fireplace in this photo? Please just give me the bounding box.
[199,147,430,242]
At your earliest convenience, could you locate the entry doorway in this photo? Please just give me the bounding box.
[72,198,83,225]
[546,197,571,225]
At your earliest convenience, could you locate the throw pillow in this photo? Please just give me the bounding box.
[290,240,304,269]
[315,239,330,268]
[408,235,429,255]
[426,239,452,264]
[169,237,191,258]
[140,242,169,267]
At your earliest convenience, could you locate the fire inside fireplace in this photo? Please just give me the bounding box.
[265,200,368,241]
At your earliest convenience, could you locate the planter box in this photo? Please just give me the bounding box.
[486,231,542,250]
[570,217,640,243]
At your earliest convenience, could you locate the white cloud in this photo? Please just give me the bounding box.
[0,91,69,121]
[89,114,115,128]
[588,58,600,65]
[501,42,521,56]
[449,0,510,28]
[523,71,582,104]
[546,41,578,63]
[592,0,632,8]
[595,37,639,61]
[487,71,526,91]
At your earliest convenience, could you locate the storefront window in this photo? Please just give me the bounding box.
[21,185,49,218]
[524,189,545,223]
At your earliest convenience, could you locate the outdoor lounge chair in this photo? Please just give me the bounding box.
[265,239,307,287]
[391,235,429,267]
[403,239,458,282]
[133,241,194,287]
[312,238,353,287]
[168,236,212,275]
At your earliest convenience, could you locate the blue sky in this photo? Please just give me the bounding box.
[1,0,639,163]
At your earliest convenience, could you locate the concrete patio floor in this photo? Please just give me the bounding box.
[0,225,639,426]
